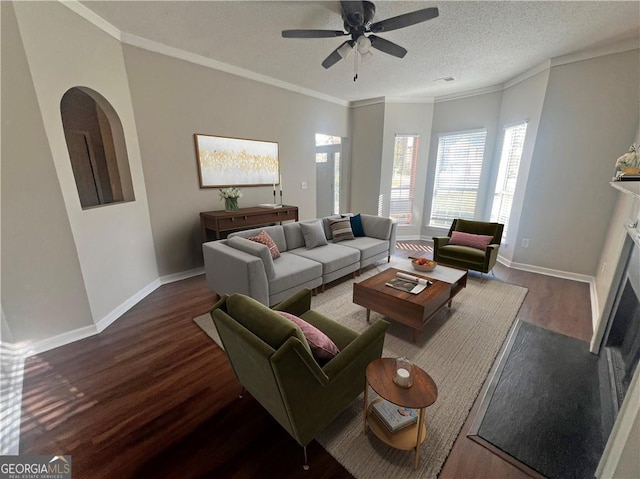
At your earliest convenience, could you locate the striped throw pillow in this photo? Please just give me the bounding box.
[248,230,281,258]
[329,217,355,242]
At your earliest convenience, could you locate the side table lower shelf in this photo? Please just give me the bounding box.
[366,398,427,467]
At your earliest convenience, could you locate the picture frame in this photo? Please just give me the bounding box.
[194,133,280,188]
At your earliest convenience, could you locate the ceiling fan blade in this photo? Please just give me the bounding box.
[322,40,354,69]
[369,35,407,58]
[370,7,439,33]
[282,29,347,38]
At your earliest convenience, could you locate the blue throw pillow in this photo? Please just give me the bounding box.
[349,213,365,237]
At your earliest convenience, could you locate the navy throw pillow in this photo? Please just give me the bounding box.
[349,213,365,237]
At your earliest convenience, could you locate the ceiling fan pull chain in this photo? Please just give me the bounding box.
[353,48,358,82]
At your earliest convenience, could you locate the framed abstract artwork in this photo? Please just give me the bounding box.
[194,133,280,188]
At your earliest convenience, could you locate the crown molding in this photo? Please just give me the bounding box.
[551,38,639,68]
[434,84,504,103]
[58,1,349,107]
[503,61,551,89]
[60,0,122,41]
[349,97,386,108]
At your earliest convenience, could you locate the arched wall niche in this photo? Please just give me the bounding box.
[60,86,135,209]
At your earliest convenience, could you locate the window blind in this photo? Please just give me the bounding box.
[490,122,527,238]
[390,135,419,225]
[430,130,487,227]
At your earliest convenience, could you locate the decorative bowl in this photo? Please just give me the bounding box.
[411,258,436,272]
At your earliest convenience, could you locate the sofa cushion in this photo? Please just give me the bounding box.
[276,311,340,362]
[248,230,281,259]
[227,236,276,279]
[270,252,323,295]
[337,236,389,260]
[229,225,287,252]
[449,231,493,251]
[329,217,355,242]
[289,243,360,274]
[226,294,311,355]
[283,222,305,250]
[300,221,329,249]
[437,244,486,264]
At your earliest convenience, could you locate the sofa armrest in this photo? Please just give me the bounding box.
[484,243,500,270]
[272,288,312,317]
[202,241,270,305]
[388,221,398,257]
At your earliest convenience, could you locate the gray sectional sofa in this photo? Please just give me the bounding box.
[203,214,397,306]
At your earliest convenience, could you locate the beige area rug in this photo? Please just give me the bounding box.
[193,261,527,478]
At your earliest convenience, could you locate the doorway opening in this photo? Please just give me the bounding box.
[315,134,342,217]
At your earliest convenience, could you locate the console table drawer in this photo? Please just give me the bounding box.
[200,206,298,241]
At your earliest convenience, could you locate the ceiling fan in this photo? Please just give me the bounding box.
[282,1,439,80]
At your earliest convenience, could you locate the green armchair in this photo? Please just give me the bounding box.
[210,288,389,469]
[433,219,504,274]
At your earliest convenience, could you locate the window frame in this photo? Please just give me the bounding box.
[389,134,420,226]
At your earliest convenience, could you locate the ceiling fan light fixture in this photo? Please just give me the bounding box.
[337,41,354,59]
[356,35,371,54]
[360,50,374,63]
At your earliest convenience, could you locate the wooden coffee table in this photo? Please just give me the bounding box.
[364,358,438,470]
[353,265,467,342]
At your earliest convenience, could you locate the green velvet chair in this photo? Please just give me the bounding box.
[433,219,504,274]
[210,288,389,469]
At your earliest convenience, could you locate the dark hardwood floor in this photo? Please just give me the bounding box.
[19,242,592,478]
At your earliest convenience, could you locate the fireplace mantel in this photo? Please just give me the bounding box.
[611,181,640,199]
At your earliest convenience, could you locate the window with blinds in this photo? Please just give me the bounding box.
[429,129,487,227]
[390,135,419,225]
[490,122,527,238]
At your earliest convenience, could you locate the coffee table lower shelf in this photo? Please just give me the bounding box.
[366,398,427,451]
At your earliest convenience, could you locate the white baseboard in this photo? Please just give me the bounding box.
[160,267,204,284]
[18,267,209,356]
[95,278,162,333]
[498,257,594,284]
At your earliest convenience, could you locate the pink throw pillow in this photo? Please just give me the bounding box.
[277,311,340,362]
[248,230,281,259]
[449,231,494,251]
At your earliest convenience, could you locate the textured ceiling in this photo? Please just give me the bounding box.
[80,1,640,102]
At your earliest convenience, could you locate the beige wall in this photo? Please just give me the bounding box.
[380,102,434,238]
[122,45,350,276]
[492,69,549,263]
[349,102,385,215]
[12,2,159,324]
[517,50,640,275]
[1,3,93,343]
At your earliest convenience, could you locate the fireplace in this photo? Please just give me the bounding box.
[600,236,640,417]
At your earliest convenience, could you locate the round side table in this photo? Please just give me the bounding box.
[364,357,438,470]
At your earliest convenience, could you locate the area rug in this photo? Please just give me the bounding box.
[468,320,604,479]
[193,261,527,478]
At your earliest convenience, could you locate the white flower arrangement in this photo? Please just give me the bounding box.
[615,143,639,169]
[219,187,242,200]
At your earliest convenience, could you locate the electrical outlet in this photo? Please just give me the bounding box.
[600,262,607,274]
[301,180,308,190]
[521,239,530,248]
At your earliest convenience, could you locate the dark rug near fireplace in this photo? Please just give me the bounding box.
[469,320,605,479]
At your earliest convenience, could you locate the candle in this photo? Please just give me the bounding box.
[396,368,410,387]
[279,174,283,192]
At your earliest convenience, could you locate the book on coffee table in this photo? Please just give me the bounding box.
[385,272,431,294]
[372,399,418,432]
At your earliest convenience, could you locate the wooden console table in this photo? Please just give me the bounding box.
[200,205,298,241]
